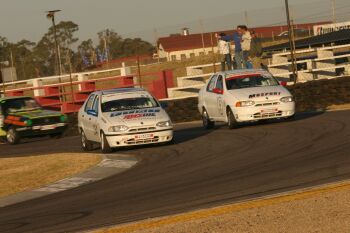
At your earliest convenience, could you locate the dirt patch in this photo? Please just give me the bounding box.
[327,103,350,111]
[98,183,350,233]
[0,153,101,197]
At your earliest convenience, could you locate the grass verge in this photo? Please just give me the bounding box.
[0,153,101,198]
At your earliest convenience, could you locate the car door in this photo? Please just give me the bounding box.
[214,75,226,120]
[204,75,218,118]
[81,94,96,141]
[89,95,101,142]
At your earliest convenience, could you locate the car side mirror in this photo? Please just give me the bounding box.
[212,88,224,95]
[280,81,287,87]
[87,109,98,117]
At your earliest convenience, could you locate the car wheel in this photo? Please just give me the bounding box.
[285,114,295,121]
[50,132,64,139]
[81,130,94,151]
[202,108,215,129]
[101,132,112,154]
[6,127,21,145]
[227,108,238,129]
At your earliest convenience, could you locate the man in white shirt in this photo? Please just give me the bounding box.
[238,25,252,69]
[218,33,232,71]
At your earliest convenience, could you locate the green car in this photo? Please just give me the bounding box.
[0,96,68,144]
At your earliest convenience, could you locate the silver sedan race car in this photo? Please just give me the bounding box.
[198,69,295,129]
[78,88,173,153]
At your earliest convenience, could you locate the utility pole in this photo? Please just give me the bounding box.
[210,32,217,73]
[103,30,110,69]
[199,19,205,53]
[46,10,62,76]
[154,28,160,63]
[285,0,298,84]
[0,62,4,97]
[244,11,249,27]
[9,48,14,82]
[331,0,336,24]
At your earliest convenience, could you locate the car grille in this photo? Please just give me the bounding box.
[253,111,283,119]
[124,137,159,145]
[31,117,61,125]
[255,102,280,107]
[128,126,157,133]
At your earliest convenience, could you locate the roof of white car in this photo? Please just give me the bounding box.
[92,88,148,96]
[220,69,271,78]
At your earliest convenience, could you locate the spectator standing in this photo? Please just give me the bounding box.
[249,31,263,69]
[218,33,232,71]
[238,25,252,69]
[221,30,243,69]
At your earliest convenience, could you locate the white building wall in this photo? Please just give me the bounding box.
[159,44,235,61]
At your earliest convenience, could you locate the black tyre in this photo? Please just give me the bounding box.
[202,108,215,129]
[81,130,94,151]
[227,108,238,129]
[6,127,21,145]
[50,132,64,139]
[101,132,112,154]
[285,114,296,121]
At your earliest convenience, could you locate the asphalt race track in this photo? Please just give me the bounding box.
[1,111,350,233]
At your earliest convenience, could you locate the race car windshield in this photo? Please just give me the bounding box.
[226,75,279,90]
[4,98,41,113]
[101,97,159,112]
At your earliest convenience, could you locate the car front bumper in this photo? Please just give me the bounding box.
[234,102,295,122]
[105,129,173,147]
[15,123,67,137]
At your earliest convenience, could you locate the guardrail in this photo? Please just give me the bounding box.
[268,43,350,81]
[4,70,174,114]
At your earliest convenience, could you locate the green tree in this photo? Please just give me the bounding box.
[78,39,95,66]
[34,21,79,76]
[96,29,154,61]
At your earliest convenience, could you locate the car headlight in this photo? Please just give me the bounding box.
[236,101,255,107]
[25,119,33,126]
[156,120,172,127]
[108,125,129,132]
[280,96,294,103]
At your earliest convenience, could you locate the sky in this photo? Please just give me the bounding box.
[0,0,346,44]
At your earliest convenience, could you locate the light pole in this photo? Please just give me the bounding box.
[285,0,297,84]
[46,10,62,76]
[331,0,336,24]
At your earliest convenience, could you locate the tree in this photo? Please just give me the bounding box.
[34,21,79,76]
[12,40,36,79]
[96,29,154,61]
[78,39,95,66]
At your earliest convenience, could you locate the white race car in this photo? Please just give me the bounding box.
[198,69,295,129]
[78,88,173,153]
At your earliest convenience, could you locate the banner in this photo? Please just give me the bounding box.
[313,21,350,36]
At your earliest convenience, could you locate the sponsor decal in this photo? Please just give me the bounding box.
[249,92,281,99]
[110,109,161,120]
[314,21,350,36]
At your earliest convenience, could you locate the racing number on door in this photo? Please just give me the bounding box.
[215,75,224,116]
[217,97,224,116]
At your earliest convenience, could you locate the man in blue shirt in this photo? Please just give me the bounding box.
[220,30,243,69]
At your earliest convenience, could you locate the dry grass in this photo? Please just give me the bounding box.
[327,103,350,111]
[0,153,101,197]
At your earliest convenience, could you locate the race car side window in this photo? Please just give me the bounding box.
[84,94,96,112]
[216,75,224,90]
[207,75,218,92]
[92,96,99,115]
